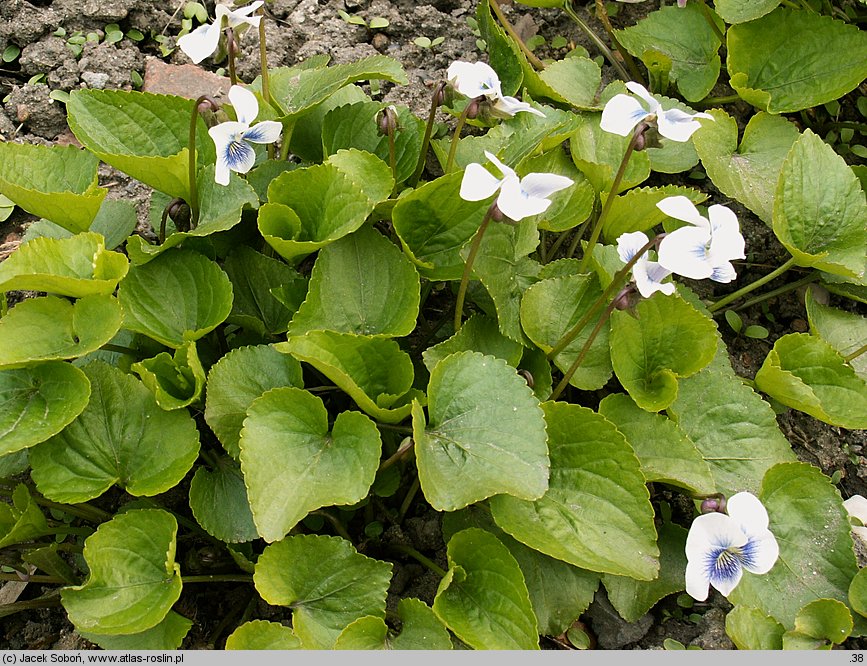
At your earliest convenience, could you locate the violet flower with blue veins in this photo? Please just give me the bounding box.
[616,231,675,298]
[601,81,712,143]
[178,0,263,64]
[685,492,779,601]
[208,85,281,186]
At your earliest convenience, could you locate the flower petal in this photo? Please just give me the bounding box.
[844,495,867,525]
[709,553,744,597]
[634,259,675,298]
[707,204,745,262]
[228,85,259,126]
[624,81,659,111]
[657,226,714,280]
[243,120,283,144]
[519,172,573,200]
[686,512,747,561]
[483,151,516,181]
[177,22,222,64]
[497,175,552,220]
[657,108,709,142]
[685,558,711,601]
[741,530,779,575]
[223,0,264,27]
[447,60,501,99]
[214,158,231,186]
[460,162,503,202]
[493,96,546,117]
[709,261,737,283]
[617,231,651,264]
[656,195,708,228]
[600,94,650,136]
[726,492,770,533]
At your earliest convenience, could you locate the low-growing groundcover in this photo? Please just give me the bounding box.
[0,0,866,651]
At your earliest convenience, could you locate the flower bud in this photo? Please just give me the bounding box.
[613,285,634,310]
[465,97,481,120]
[376,105,399,137]
[700,495,727,514]
[168,199,192,232]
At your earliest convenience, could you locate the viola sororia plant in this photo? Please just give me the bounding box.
[0,0,866,651]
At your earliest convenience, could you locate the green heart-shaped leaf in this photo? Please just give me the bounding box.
[392,171,490,280]
[118,248,233,348]
[0,232,128,297]
[520,273,613,391]
[240,386,381,542]
[254,534,393,649]
[490,402,659,580]
[433,528,538,650]
[0,295,122,370]
[204,344,304,459]
[849,568,867,620]
[413,351,548,511]
[610,293,718,412]
[278,331,418,424]
[268,55,407,120]
[0,142,106,233]
[713,0,780,23]
[62,509,182,635]
[67,89,215,199]
[536,56,602,111]
[729,462,861,631]
[225,620,302,650]
[668,364,797,497]
[794,599,853,644]
[29,361,200,503]
[805,287,867,380]
[0,361,90,455]
[335,598,452,650]
[692,110,800,225]
[78,612,192,651]
[260,162,375,263]
[754,333,867,430]
[131,340,205,411]
[442,506,599,637]
[287,225,420,338]
[0,484,50,548]
[422,314,524,374]
[727,8,867,113]
[773,129,866,280]
[725,606,785,650]
[188,457,258,544]
[614,3,723,102]
[602,522,688,623]
[598,393,715,495]
[570,113,651,194]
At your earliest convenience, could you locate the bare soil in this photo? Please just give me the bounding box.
[0,0,865,651]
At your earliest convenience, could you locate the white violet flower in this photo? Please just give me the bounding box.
[178,0,264,64]
[616,231,675,298]
[460,150,573,221]
[208,85,282,186]
[656,196,745,283]
[844,495,867,548]
[685,492,780,601]
[447,60,545,118]
[600,81,712,142]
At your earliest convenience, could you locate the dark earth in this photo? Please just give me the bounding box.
[0,0,865,650]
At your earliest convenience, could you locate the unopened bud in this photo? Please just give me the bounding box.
[465,97,481,120]
[168,199,192,232]
[518,369,535,389]
[700,495,727,514]
[490,203,506,222]
[613,286,634,310]
[376,105,399,137]
[433,82,447,107]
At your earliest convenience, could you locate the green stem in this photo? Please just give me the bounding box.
[563,0,632,83]
[188,96,215,228]
[279,120,295,160]
[732,272,817,312]
[0,573,65,583]
[445,100,475,174]
[577,126,641,273]
[387,119,398,189]
[389,543,447,578]
[182,575,254,584]
[379,437,415,471]
[226,28,238,86]
[707,257,798,313]
[44,525,94,537]
[490,0,546,71]
[594,0,646,86]
[548,234,658,360]
[1,292,6,318]
[549,293,621,401]
[30,494,111,523]
[258,12,274,160]
[844,343,867,363]
[410,82,446,187]
[376,423,414,435]
[310,509,353,543]
[398,476,420,522]
[99,343,143,358]
[454,206,495,331]
[696,93,740,107]
[698,0,726,43]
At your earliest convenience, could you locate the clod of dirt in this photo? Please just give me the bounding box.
[4,83,68,139]
[78,41,142,90]
[689,607,735,650]
[585,589,654,649]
